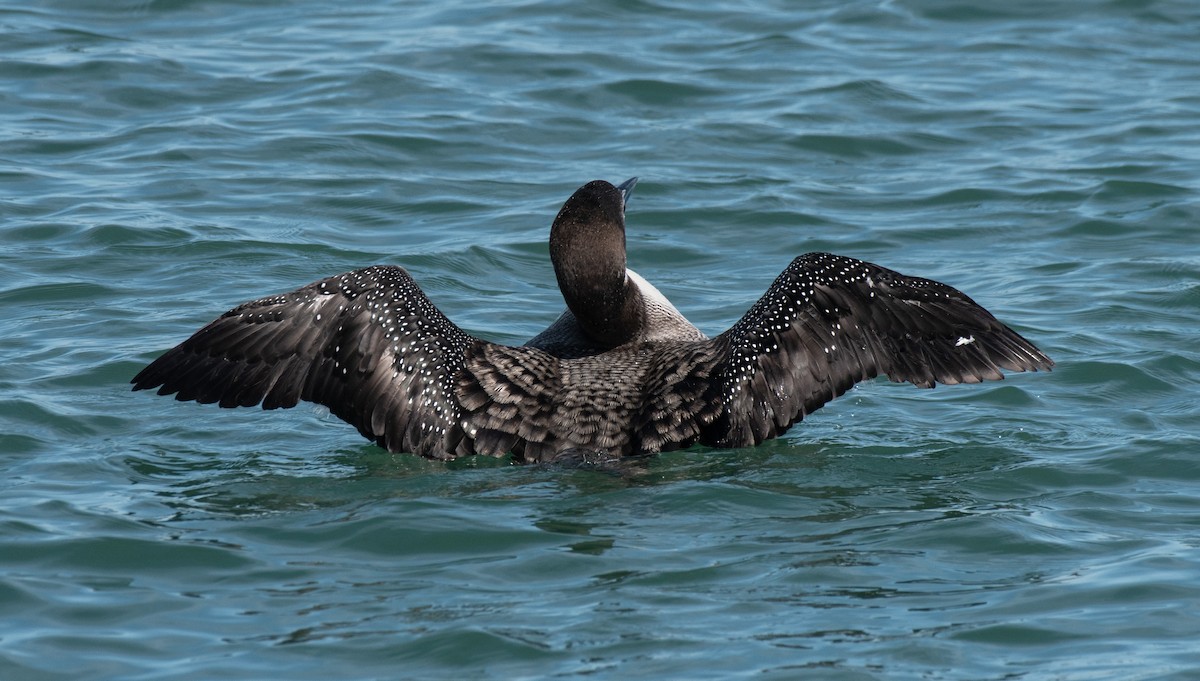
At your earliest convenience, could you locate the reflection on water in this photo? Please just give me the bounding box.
[3,0,1199,678]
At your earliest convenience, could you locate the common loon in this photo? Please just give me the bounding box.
[132,178,1053,462]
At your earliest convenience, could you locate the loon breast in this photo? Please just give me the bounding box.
[132,179,1053,462]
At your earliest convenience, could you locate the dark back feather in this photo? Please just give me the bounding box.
[698,252,1053,448]
[132,265,478,459]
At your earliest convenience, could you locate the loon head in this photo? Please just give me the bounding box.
[549,177,644,348]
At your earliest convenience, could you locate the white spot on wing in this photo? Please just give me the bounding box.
[955,335,976,347]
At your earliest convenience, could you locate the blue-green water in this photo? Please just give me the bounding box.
[3,0,1199,678]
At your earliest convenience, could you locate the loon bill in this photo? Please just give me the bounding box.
[132,178,1053,462]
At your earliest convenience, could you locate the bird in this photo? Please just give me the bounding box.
[132,177,1053,463]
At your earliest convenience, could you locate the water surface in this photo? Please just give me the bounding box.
[2,1,1199,679]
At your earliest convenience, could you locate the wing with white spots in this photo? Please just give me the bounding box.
[132,265,479,458]
[700,253,1054,448]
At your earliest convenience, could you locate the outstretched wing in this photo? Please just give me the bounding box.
[700,252,1054,448]
[132,265,480,459]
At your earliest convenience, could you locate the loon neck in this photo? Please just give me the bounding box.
[549,180,645,347]
[563,270,646,348]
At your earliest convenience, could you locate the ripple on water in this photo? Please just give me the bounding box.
[2,0,1200,679]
